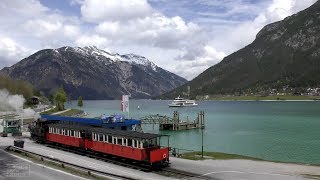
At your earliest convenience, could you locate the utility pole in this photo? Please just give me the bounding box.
[201,111,205,158]
[201,125,204,158]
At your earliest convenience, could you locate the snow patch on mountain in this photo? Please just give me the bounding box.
[58,46,158,71]
[121,53,158,71]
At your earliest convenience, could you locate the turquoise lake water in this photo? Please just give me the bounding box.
[66,100,320,165]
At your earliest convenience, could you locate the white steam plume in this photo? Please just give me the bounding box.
[0,89,25,112]
[0,89,39,119]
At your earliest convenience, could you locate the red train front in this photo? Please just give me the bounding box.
[42,123,169,166]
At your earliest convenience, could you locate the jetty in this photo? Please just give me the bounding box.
[140,111,205,131]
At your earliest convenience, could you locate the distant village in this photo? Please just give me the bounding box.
[197,86,320,100]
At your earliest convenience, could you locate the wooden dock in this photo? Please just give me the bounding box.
[140,111,205,131]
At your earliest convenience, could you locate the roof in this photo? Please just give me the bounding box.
[48,123,165,140]
[41,115,102,126]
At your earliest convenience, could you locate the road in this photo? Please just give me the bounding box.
[0,148,84,180]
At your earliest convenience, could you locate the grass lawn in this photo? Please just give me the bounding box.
[181,151,263,161]
[40,108,83,116]
[40,107,60,115]
[58,109,83,116]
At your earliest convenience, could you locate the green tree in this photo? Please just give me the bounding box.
[77,96,83,109]
[55,86,67,111]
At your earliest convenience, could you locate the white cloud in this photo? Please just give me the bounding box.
[208,0,317,55]
[0,0,48,17]
[75,35,109,47]
[168,46,226,79]
[23,19,63,38]
[0,0,317,80]
[95,14,201,50]
[81,0,152,22]
[0,37,29,66]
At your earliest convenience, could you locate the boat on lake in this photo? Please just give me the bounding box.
[168,96,198,107]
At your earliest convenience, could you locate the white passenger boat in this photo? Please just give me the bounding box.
[168,96,198,107]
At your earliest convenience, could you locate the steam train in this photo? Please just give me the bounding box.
[29,118,170,166]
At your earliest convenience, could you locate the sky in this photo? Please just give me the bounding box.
[0,0,317,80]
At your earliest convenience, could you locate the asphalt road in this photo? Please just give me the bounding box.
[0,147,83,180]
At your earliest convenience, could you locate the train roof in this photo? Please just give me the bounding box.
[41,115,141,127]
[48,123,166,140]
[41,115,102,126]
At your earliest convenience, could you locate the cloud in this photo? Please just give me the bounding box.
[0,0,48,17]
[207,0,317,55]
[0,37,29,66]
[168,45,226,79]
[81,0,152,22]
[75,35,109,47]
[0,0,317,80]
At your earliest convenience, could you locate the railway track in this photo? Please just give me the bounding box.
[5,145,135,180]
[7,143,208,179]
[44,143,208,179]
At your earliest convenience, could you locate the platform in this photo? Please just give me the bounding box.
[141,111,205,131]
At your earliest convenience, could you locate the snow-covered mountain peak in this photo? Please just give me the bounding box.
[121,53,158,71]
[56,46,158,71]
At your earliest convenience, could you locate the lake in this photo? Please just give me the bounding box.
[66,100,320,165]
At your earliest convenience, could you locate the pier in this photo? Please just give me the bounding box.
[140,111,205,131]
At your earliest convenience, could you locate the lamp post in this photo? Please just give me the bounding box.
[201,125,204,158]
[200,111,205,158]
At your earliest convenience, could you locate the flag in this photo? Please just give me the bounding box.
[121,95,129,112]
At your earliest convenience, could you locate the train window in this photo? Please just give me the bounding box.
[62,129,65,135]
[104,135,108,143]
[140,141,144,149]
[78,131,81,138]
[108,136,112,143]
[137,140,141,148]
[99,134,103,141]
[112,136,117,144]
[121,138,125,146]
[128,139,132,146]
[67,130,70,136]
[117,138,122,145]
[97,134,100,141]
[70,130,74,137]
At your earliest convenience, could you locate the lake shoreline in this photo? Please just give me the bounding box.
[198,95,320,101]
[181,151,320,167]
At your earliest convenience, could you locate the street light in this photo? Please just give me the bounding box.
[201,125,204,158]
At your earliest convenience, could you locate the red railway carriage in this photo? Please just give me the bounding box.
[46,123,169,165]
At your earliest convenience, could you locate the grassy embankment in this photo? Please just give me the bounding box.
[207,95,320,101]
[40,108,83,116]
[181,151,263,161]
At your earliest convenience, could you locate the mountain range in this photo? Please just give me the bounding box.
[0,46,187,99]
[162,1,320,98]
